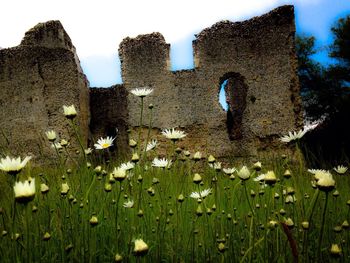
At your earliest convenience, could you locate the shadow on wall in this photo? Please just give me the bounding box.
[219,72,248,141]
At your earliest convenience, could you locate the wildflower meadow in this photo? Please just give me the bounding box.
[0,88,349,262]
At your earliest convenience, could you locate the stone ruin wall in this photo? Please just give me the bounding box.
[0,21,89,161]
[115,5,302,157]
[0,5,302,162]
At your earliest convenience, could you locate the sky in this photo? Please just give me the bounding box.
[1,0,350,88]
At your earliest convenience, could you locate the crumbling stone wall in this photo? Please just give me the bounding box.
[0,21,89,161]
[0,5,302,161]
[118,5,302,157]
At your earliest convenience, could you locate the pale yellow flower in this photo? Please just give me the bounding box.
[237,166,250,181]
[192,173,202,184]
[89,216,98,226]
[253,161,262,171]
[209,162,222,171]
[333,165,348,174]
[45,130,57,142]
[40,183,49,194]
[61,183,70,195]
[14,178,36,203]
[133,238,149,256]
[131,153,139,163]
[330,244,342,257]
[60,139,69,147]
[129,139,137,148]
[316,172,336,192]
[193,151,202,161]
[112,167,126,181]
[0,156,32,175]
[264,171,277,185]
[207,155,216,163]
[63,105,77,119]
[84,148,93,155]
[285,218,294,228]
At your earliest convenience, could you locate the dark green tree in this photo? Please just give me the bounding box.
[295,35,330,120]
[297,16,350,166]
[328,16,350,89]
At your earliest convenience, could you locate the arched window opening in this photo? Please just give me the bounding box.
[219,80,229,111]
[219,73,248,140]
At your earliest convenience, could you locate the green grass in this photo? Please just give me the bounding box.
[1,142,350,262]
[0,101,349,262]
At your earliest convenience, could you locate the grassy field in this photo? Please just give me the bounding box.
[0,99,349,262]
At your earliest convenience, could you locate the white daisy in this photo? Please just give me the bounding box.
[223,168,236,175]
[308,169,328,175]
[285,195,297,204]
[253,174,266,182]
[0,156,32,175]
[334,165,348,174]
[152,157,172,168]
[189,188,212,199]
[280,129,307,143]
[161,128,186,141]
[51,142,62,150]
[84,148,93,155]
[130,87,153,98]
[209,162,222,171]
[94,136,115,150]
[123,199,134,208]
[145,139,157,152]
[119,161,135,171]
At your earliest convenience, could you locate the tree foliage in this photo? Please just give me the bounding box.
[296,14,350,121]
[297,15,350,165]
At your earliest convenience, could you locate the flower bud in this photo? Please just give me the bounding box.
[193,173,202,184]
[133,239,149,256]
[89,216,98,226]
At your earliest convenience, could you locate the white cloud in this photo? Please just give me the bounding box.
[0,0,333,86]
[0,0,305,58]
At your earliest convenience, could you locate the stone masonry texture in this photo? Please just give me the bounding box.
[118,5,302,157]
[0,21,89,162]
[0,5,302,162]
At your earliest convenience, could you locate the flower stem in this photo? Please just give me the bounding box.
[143,106,153,160]
[70,119,87,162]
[317,192,329,261]
[243,183,254,216]
[138,97,144,155]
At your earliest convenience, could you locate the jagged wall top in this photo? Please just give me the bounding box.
[0,20,89,162]
[115,4,302,157]
[20,20,75,52]
[195,5,294,41]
